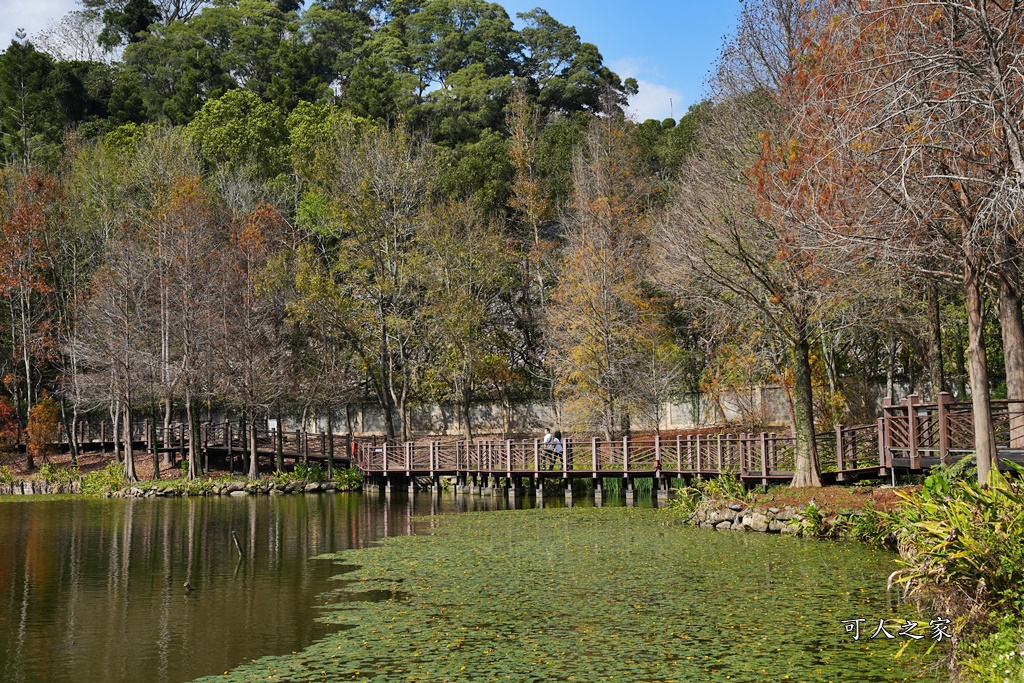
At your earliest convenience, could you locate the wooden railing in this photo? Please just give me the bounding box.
[882,392,1024,469]
[353,427,888,483]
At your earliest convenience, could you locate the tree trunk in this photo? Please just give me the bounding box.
[885,337,896,403]
[998,275,1024,448]
[926,282,945,400]
[123,403,136,482]
[790,333,822,487]
[326,407,335,479]
[461,384,473,442]
[247,413,258,480]
[111,400,121,465]
[240,411,250,475]
[275,411,284,473]
[60,400,78,467]
[162,395,172,466]
[965,262,997,485]
[185,390,201,479]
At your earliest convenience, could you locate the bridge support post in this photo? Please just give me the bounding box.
[593,476,602,505]
[564,479,574,506]
[624,477,634,506]
[408,474,416,494]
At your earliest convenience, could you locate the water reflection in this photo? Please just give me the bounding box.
[0,490,625,683]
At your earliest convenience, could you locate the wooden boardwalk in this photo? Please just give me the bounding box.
[47,392,1024,492]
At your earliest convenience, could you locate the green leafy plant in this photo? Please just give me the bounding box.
[38,463,79,490]
[334,467,362,491]
[0,464,12,486]
[82,462,125,495]
[271,470,290,487]
[294,462,326,482]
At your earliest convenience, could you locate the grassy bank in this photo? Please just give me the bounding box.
[670,466,1024,682]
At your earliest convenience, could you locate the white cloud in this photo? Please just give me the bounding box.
[1,0,78,46]
[610,56,684,123]
[627,79,684,123]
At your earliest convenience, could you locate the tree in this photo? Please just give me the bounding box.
[293,121,432,441]
[657,0,865,487]
[0,36,63,168]
[800,1,1024,484]
[546,110,664,439]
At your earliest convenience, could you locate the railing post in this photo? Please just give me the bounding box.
[506,439,512,475]
[760,432,768,484]
[622,436,629,474]
[905,393,920,469]
[937,391,951,466]
[877,418,887,470]
[383,442,388,473]
[716,434,723,472]
[533,438,539,473]
[563,438,570,472]
[100,420,106,453]
[405,442,411,473]
[654,433,662,470]
[592,437,599,473]
[695,434,702,473]
[676,434,682,472]
[836,424,845,481]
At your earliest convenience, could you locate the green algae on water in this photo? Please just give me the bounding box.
[194,507,941,683]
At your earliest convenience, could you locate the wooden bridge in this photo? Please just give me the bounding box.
[49,392,1024,493]
[351,392,1024,498]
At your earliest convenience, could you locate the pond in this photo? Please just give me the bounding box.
[0,493,940,683]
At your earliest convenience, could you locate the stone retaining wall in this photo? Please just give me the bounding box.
[692,503,808,535]
[0,480,349,498]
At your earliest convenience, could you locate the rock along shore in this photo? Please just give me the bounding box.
[0,479,353,498]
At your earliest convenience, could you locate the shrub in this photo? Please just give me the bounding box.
[82,462,125,495]
[0,464,12,485]
[294,462,326,482]
[334,466,362,491]
[38,463,79,490]
[25,396,60,466]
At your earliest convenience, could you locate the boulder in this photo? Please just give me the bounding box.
[746,512,770,532]
[727,503,744,512]
[715,521,733,531]
[768,520,785,533]
[775,507,796,521]
[229,490,248,497]
[304,482,322,493]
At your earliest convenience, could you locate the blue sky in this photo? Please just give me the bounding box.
[1,0,742,121]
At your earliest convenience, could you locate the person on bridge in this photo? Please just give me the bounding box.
[543,428,553,468]
[552,431,563,468]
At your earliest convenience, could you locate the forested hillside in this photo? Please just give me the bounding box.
[0,0,1017,486]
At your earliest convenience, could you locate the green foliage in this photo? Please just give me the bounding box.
[186,90,289,178]
[81,462,125,495]
[270,469,291,487]
[0,464,12,485]
[959,615,1024,683]
[37,463,79,489]
[888,462,1024,630]
[334,466,362,491]
[293,462,325,482]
